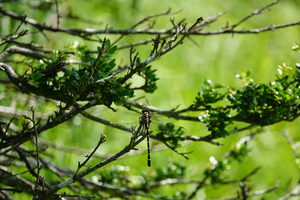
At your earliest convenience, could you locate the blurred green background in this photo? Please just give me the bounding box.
[1,0,300,199]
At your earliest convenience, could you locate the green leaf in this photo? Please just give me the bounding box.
[136,57,141,65]
[70,80,77,88]
[34,73,44,81]
[64,70,72,77]
[72,71,80,80]
[108,59,116,69]
[204,79,212,86]
[105,39,111,51]
[114,100,123,106]
[108,45,117,54]
[246,70,251,77]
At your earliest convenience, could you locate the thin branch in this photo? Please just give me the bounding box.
[75,134,106,174]
[130,8,172,30]
[198,21,300,35]
[81,177,184,200]
[195,12,226,30]
[281,130,299,157]
[247,182,278,197]
[79,109,133,133]
[221,167,261,184]
[25,1,102,26]
[216,182,278,200]
[278,181,300,200]
[79,108,225,146]
[0,62,70,102]
[54,0,60,28]
[117,35,171,50]
[0,142,23,156]
[37,124,147,199]
[227,124,257,135]
[31,107,41,198]
[0,105,49,119]
[187,173,210,199]
[1,13,27,51]
[183,135,223,146]
[125,99,200,121]
[0,117,14,146]
[0,99,97,149]
[159,17,203,57]
[0,165,35,191]
[15,147,52,191]
[37,137,112,159]
[231,0,281,29]
[0,5,298,40]
[160,140,191,159]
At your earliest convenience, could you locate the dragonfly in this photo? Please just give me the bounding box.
[97,107,187,166]
[139,109,152,167]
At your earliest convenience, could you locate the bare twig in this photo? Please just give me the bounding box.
[117,35,170,50]
[199,21,300,35]
[0,117,14,146]
[0,105,49,119]
[31,107,41,199]
[159,17,203,57]
[187,173,209,199]
[130,8,172,30]
[0,165,35,191]
[38,137,112,159]
[281,130,299,158]
[0,142,23,156]
[79,107,225,146]
[37,125,147,199]
[160,140,191,159]
[278,181,300,200]
[75,134,106,174]
[54,0,60,28]
[1,13,27,51]
[0,99,97,149]
[0,5,298,41]
[221,167,261,184]
[231,0,281,29]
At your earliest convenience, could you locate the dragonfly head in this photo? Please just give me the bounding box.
[142,109,150,115]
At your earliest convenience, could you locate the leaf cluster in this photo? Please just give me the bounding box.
[26,40,159,107]
[193,53,300,140]
[156,122,186,148]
